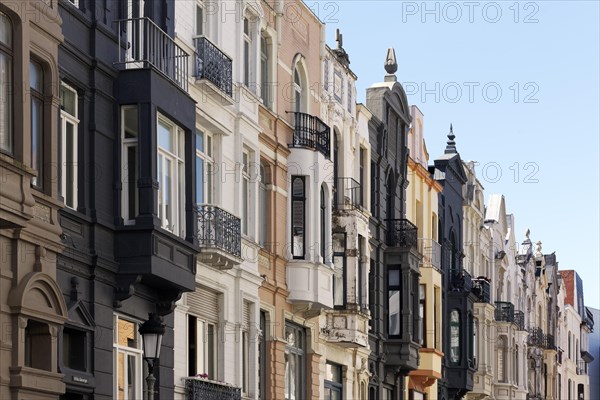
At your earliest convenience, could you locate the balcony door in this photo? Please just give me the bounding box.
[126,0,144,67]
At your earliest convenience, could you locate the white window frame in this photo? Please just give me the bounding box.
[188,315,217,379]
[243,16,252,87]
[59,82,79,210]
[194,0,204,38]
[241,147,253,237]
[195,129,214,205]
[260,32,271,108]
[121,106,139,225]
[113,314,143,400]
[157,114,186,237]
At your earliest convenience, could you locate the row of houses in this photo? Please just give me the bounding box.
[0,1,594,399]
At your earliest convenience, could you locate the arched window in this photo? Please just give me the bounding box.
[449,310,460,365]
[293,68,303,113]
[0,11,12,153]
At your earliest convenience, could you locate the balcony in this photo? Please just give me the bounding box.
[513,310,525,331]
[494,301,515,323]
[288,112,331,159]
[193,36,233,98]
[185,377,241,400]
[322,309,369,348]
[386,219,418,248]
[196,205,242,269]
[418,238,441,270]
[471,278,491,303]
[527,327,556,350]
[450,268,473,293]
[577,360,587,375]
[333,177,361,210]
[115,17,189,91]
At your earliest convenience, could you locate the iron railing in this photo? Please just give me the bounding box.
[544,333,556,350]
[528,327,544,347]
[577,360,587,375]
[450,268,473,292]
[196,205,241,257]
[288,111,331,159]
[514,310,525,331]
[185,377,241,400]
[193,36,233,97]
[334,177,361,210]
[418,238,442,270]
[495,301,515,323]
[471,278,491,303]
[386,219,418,248]
[115,17,189,91]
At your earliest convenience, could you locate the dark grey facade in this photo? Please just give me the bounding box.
[367,54,421,400]
[56,1,198,399]
[431,129,475,400]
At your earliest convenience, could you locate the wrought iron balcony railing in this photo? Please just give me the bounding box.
[495,301,515,323]
[527,327,555,350]
[193,36,233,97]
[471,278,491,303]
[514,310,525,331]
[544,333,556,350]
[185,377,241,400]
[418,238,442,270]
[450,268,473,292]
[288,111,331,159]
[115,17,189,91]
[577,359,587,375]
[197,205,241,258]
[386,219,418,248]
[333,177,361,210]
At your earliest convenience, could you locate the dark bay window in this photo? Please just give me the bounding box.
[388,267,401,337]
[30,60,44,188]
[59,83,79,209]
[332,233,346,307]
[0,11,12,153]
[284,322,305,400]
[324,362,342,400]
[449,309,461,365]
[291,176,305,259]
[121,106,139,224]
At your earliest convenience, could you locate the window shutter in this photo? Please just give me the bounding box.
[187,285,219,323]
[243,301,251,329]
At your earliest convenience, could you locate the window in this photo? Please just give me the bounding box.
[196,130,213,204]
[347,80,352,113]
[242,149,251,236]
[122,106,139,224]
[260,32,271,108]
[332,233,346,307]
[25,320,52,370]
[468,313,476,367]
[259,311,267,400]
[320,185,327,261]
[291,176,305,259]
[0,11,12,153]
[241,301,251,396]
[369,259,376,331]
[62,327,86,371]
[324,362,342,400]
[370,162,377,215]
[259,162,268,246]
[434,287,440,349]
[188,315,216,379]
[412,274,420,341]
[514,343,519,384]
[497,336,506,382]
[359,147,366,207]
[31,60,44,188]
[243,17,251,87]
[388,267,401,336]
[323,58,329,91]
[59,83,79,209]
[157,115,185,236]
[293,68,303,113]
[284,322,305,400]
[358,235,365,308]
[419,284,426,346]
[449,310,460,365]
[195,1,204,37]
[113,315,142,400]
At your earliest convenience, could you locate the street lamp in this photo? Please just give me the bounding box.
[139,313,165,400]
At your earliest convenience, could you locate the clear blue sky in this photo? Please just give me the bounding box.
[315,0,600,308]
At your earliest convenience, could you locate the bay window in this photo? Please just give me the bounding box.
[122,106,139,224]
[449,309,460,365]
[113,315,142,400]
[332,233,346,307]
[31,60,43,188]
[291,176,305,259]
[284,322,305,400]
[59,83,79,209]
[157,115,185,237]
[195,130,213,205]
[388,267,401,337]
[0,11,12,153]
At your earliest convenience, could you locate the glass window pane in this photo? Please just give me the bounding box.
[206,162,213,203]
[0,12,12,47]
[123,107,138,138]
[118,318,137,348]
[195,5,203,36]
[127,146,138,218]
[0,53,12,151]
[31,97,43,185]
[196,130,203,152]
[389,290,400,335]
[117,352,125,400]
[127,354,137,400]
[196,156,204,204]
[65,122,75,207]
[158,121,172,152]
[333,256,344,306]
[61,85,77,116]
[30,61,43,92]
[388,270,400,286]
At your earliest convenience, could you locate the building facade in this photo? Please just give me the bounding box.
[405,106,443,400]
[588,307,600,400]
[0,2,67,399]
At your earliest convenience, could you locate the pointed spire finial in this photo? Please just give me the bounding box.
[444,123,457,154]
[384,47,398,77]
